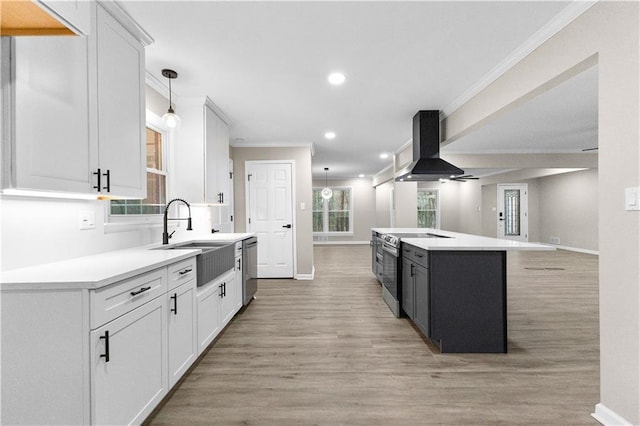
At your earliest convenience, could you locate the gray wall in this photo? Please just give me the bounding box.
[538,168,598,250]
[394,181,417,228]
[312,178,375,242]
[375,181,393,228]
[231,146,314,277]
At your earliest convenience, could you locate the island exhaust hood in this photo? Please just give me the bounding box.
[395,110,463,181]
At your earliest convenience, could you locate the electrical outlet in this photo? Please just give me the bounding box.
[550,236,560,245]
[300,202,306,210]
[79,211,95,230]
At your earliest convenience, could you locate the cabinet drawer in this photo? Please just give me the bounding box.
[402,244,429,266]
[91,268,167,329]
[168,257,197,291]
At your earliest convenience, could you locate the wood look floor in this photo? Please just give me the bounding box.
[145,246,599,425]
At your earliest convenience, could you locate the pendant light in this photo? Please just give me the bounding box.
[321,167,333,200]
[161,69,181,129]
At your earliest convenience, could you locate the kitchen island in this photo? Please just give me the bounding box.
[372,228,552,353]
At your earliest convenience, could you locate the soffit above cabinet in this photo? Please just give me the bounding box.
[0,1,75,36]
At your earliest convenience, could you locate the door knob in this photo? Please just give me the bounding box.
[282,224,292,228]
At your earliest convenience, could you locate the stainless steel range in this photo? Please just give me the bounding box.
[380,232,450,317]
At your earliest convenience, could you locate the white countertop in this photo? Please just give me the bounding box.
[1,233,255,290]
[372,228,553,251]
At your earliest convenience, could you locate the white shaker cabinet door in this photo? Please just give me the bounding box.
[204,104,219,204]
[219,269,236,326]
[90,296,168,426]
[167,279,198,388]
[235,254,243,311]
[12,36,93,193]
[196,276,222,355]
[94,6,146,198]
[216,114,230,203]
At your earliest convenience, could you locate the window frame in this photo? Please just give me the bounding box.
[104,110,172,231]
[312,186,354,236]
[417,188,440,229]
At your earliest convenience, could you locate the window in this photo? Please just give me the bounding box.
[313,187,353,234]
[110,124,168,216]
[417,189,439,229]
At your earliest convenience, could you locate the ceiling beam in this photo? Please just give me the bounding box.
[440,153,597,169]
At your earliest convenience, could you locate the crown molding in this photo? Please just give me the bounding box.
[145,70,170,99]
[442,1,597,117]
[231,141,315,156]
[98,0,154,46]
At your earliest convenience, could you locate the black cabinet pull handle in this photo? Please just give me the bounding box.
[223,282,226,297]
[100,331,110,363]
[102,169,111,192]
[171,293,178,315]
[415,253,424,258]
[410,264,415,277]
[282,224,292,229]
[219,284,224,298]
[130,286,151,296]
[179,268,192,276]
[237,258,241,271]
[93,168,101,192]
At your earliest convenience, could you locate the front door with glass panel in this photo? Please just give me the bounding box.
[497,184,528,241]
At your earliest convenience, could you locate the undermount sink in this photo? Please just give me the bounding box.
[154,241,235,286]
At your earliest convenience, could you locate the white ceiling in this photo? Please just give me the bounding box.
[122,1,588,179]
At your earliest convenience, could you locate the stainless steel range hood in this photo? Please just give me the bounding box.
[395,110,463,181]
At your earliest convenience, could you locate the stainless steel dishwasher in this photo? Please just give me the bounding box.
[242,236,258,305]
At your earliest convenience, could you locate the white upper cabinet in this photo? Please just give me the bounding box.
[11,35,93,193]
[94,6,146,198]
[36,0,91,35]
[1,2,150,198]
[176,98,230,205]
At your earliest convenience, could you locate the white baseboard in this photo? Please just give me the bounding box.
[592,403,632,425]
[296,266,315,280]
[313,240,370,245]
[535,242,599,256]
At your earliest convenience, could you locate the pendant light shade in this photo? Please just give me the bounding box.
[161,69,181,129]
[321,167,333,200]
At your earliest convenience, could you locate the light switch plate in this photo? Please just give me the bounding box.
[625,187,640,211]
[79,210,96,230]
[300,202,306,210]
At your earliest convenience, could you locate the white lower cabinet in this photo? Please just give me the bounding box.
[197,268,236,355]
[167,279,197,388]
[234,242,243,311]
[1,250,246,424]
[219,270,236,326]
[90,295,168,425]
[1,256,199,425]
[196,274,222,354]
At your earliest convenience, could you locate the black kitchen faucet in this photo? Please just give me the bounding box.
[162,198,193,244]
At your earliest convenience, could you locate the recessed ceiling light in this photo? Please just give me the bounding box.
[324,131,336,140]
[380,153,389,159]
[358,174,365,178]
[328,72,346,85]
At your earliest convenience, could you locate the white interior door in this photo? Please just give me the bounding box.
[497,184,528,241]
[246,162,294,278]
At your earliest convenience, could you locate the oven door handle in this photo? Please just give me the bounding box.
[382,244,399,257]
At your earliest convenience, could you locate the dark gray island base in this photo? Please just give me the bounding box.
[402,243,507,353]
